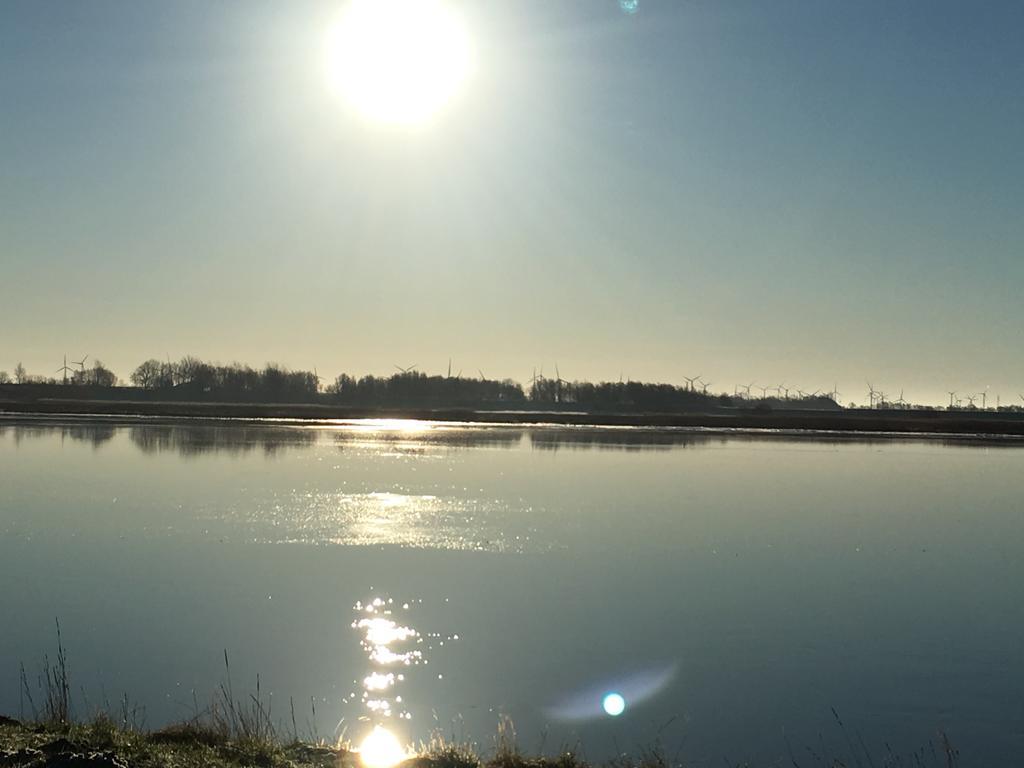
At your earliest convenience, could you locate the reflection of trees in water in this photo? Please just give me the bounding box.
[527,429,726,452]
[329,427,526,451]
[5,420,1020,458]
[128,425,317,457]
[0,423,115,448]
[524,428,1024,452]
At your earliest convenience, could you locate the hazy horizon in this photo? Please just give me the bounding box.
[4,1,1024,406]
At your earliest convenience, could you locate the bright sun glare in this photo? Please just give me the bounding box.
[326,0,472,125]
[359,725,409,768]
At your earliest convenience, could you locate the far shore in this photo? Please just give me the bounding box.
[3,396,1024,437]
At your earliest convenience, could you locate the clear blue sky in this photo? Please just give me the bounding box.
[2,0,1023,404]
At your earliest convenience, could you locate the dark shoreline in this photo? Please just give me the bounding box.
[3,396,1024,438]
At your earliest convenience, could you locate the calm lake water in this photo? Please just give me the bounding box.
[1,417,1022,765]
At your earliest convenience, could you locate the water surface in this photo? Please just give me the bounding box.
[1,418,1022,765]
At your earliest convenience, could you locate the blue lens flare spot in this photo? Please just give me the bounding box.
[602,693,626,716]
[619,0,639,14]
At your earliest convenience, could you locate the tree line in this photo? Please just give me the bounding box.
[1,355,840,412]
[0,360,116,387]
[129,357,319,402]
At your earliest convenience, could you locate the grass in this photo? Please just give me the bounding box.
[0,713,966,768]
[0,713,679,768]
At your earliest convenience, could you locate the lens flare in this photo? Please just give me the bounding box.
[544,663,677,722]
[359,725,409,768]
[602,692,626,716]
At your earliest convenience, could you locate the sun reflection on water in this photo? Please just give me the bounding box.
[346,419,435,435]
[228,490,544,553]
[349,595,460,762]
[358,725,410,768]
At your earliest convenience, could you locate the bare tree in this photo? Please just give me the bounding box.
[73,360,117,387]
[14,362,27,384]
[130,359,163,389]
[0,371,10,384]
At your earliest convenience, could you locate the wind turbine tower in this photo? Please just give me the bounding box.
[866,382,878,409]
[56,355,73,384]
[554,364,569,403]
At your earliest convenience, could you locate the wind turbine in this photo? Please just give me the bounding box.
[866,381,879,409]
[527,368,543,400]
[759,384,770,399]
[700,381,713,394]
[742,382,754,398]
[965,394,976,408]
[554,364,569,403]
[979,391,987,409]
[56,355,73,384]
[74,355,88,372]
[478,369,486,381]
[394,364,417,375]
[948,391,956,409]
[683,375,700,392]
[894,389,907,408]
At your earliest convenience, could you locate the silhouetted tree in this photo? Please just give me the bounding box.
[14,363,27,384]
[0,371,10,384]
[131,359,163,389]
[72,360,117,387]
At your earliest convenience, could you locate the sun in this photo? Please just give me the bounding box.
[325,0,472,126]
